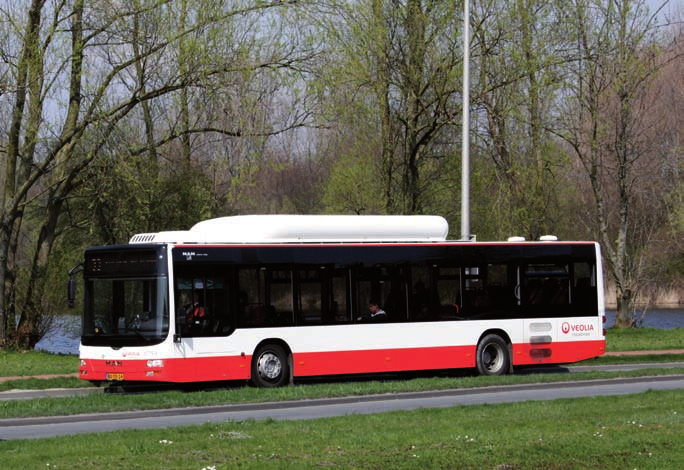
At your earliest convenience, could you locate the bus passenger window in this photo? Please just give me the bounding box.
[331,271,349,323]
[522,263,571,317]
[296,269,322,325]
[237,268,293,328]
[237,269,263,328]
[176,278,206,336]
[175,276,229,336]
[435,267,461,320]
[571,262,597,315]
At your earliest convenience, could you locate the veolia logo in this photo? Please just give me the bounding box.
[562,322,595,335]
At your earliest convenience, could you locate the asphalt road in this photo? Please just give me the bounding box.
[2,362,684,441]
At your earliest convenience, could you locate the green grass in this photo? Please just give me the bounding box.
[0,350,78,376]
[0,376,84,392]
[1,389,684,469]
[607,327,684,351]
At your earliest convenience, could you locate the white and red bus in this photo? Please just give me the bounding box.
[75,215,606,387]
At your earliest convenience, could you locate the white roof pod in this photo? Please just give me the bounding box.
[507,236,526,242]
[129,214,450,244]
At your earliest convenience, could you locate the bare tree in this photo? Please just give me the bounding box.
[558,0,674,327]
[471,0,569,240]
[0,0,316,348]
[315,0,463,215]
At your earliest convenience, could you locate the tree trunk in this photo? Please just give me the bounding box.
[615,288,635,328]
[0,0,44,345]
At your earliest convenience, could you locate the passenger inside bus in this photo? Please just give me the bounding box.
[185,291,205,330]
[358,300,387,322]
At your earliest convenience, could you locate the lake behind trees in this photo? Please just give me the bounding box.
[35,309,684,356]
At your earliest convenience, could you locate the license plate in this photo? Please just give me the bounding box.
[106,372,124,381]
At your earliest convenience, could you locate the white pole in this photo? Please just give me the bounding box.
[460,0,471,241]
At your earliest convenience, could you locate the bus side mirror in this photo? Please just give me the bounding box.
[67,262,83,308]
[67,278,77,308]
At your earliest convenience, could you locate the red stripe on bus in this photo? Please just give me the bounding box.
[292,346,477,376]
[80,355,252,383]
[513,339,605,366]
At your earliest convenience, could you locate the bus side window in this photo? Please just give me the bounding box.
[574,277,591,305]
[527,279,543,304]
[176,278,205,336]
[238,268,266,328]
[434,267,461,320]
[410,267,432,321]
[522,263,572,317]
[331,270,349,323]
[571,261,598,316]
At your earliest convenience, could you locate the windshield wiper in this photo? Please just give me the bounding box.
[132,329,151,342]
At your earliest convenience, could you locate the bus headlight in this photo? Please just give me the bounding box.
[80,359,87,367]
[146,359,164,368]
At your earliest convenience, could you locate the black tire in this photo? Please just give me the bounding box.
[251,343,290,388]
[476,334,510,376]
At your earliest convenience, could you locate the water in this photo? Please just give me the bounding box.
[35,308,684,356]
[605,308,684,329]
[35,315,81,356]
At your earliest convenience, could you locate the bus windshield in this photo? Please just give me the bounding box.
[81,246,169,347]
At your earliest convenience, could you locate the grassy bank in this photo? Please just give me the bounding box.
[2,389,683,469]
[0,349,78,377]
[606,327,684,351]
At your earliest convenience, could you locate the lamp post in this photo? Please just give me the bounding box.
[460,0,471,241]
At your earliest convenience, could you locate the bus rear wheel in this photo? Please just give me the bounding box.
[476,334,510,376]
[251,343,290,388]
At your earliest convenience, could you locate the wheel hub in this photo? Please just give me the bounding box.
[258,352,282,380]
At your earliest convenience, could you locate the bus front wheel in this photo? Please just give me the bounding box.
[251,344,290,388]
[476,334,510,376]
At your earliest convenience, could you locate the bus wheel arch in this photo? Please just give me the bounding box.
[250,339,292,388]
[475,331,512,376]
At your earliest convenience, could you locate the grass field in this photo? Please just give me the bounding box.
[1,389,683,469]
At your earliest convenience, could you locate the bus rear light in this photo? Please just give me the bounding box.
[603,315,607,336]
[147,359,164,368]
[530,348,552,359]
